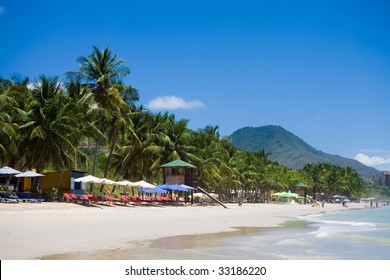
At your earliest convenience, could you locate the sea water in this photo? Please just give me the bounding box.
[119,206,390,260]
[43,205,390,260]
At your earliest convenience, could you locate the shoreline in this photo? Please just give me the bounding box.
[0,202,366,260]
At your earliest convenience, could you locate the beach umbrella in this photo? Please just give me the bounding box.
[115,180,138,187]
[0,166,22,188]
[74,175,101,183]
[15,171,44,177]
[133,180,156,189]
[90,178,116,193]
[111,180,134,194]
[160,184,189,192]
[139,187,166,194]
[0,166,22,175]
[74,175,102,192]
[110,180,137,194]
[180,184,196,190]
[273,192,299,198]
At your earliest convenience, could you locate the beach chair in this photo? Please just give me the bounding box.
[120,195,132,205]
[17,192,44,203]
[105,195,120,204]
[143,196,155,203]
[70,193,90,203]
[63,193,80,203]
[63,193,72,202]
[132,195,141,203]
[0,192,20,203]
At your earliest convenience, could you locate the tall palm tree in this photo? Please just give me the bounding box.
[67,46,136,176]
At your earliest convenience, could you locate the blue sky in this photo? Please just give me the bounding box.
[1,0,389,170]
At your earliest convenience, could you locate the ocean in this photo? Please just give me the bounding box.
[43,205,390,260]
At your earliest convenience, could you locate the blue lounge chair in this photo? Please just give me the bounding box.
[17,193,45,203]
[0,192,20,203]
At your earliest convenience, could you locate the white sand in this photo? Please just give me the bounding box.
[0,201,365,259]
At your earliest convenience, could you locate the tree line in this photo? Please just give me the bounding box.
[0,46,366,199]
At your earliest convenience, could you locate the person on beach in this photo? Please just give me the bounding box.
[321,200,325,208]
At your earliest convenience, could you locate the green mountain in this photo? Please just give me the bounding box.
[230,125,380,179]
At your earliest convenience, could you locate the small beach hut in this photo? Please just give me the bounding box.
[41,170,86,195]
[160,159,198,188]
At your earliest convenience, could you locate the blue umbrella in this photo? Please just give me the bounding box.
[159,184,190,192]
[139,187,167,194]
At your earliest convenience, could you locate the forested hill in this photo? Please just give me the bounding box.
[229,125,380,180]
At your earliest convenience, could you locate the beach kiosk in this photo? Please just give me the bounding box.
[160,159,198,187]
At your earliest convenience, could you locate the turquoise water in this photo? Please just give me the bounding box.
[138,206,390,260]
[43,206,390,260]
[226,206,390,260]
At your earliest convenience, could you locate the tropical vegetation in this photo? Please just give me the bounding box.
[0,47,371,200]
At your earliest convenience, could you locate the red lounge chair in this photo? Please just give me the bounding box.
[105,195,120,204]
[161,196,173,203]
[63,193,78,202]
[131,195,141,203]
[72,193,90,203]
[120,195,131,204]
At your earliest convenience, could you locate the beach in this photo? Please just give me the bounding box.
[0,201,366,260]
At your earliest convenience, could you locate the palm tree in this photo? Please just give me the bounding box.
[0,77,31,167]
[67,46,139,176]
[19,75,79,176]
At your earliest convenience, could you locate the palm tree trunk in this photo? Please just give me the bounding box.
[104,129,117,178]
[56,169,65,199]
[92,140,98,176]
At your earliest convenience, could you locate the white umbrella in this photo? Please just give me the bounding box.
[74,175,101,183]
[74,175,103,193]
[15,171,44,177]
[133,180,156,189]
[91,178,116,185]
[0,166,22,189]
[115,180,138,187]
[0,166,21,175]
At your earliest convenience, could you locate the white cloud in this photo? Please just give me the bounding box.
[146,96,204,111]
[354,153,390,171]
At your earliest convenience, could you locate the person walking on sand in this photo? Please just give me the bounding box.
[321,200,325,208]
